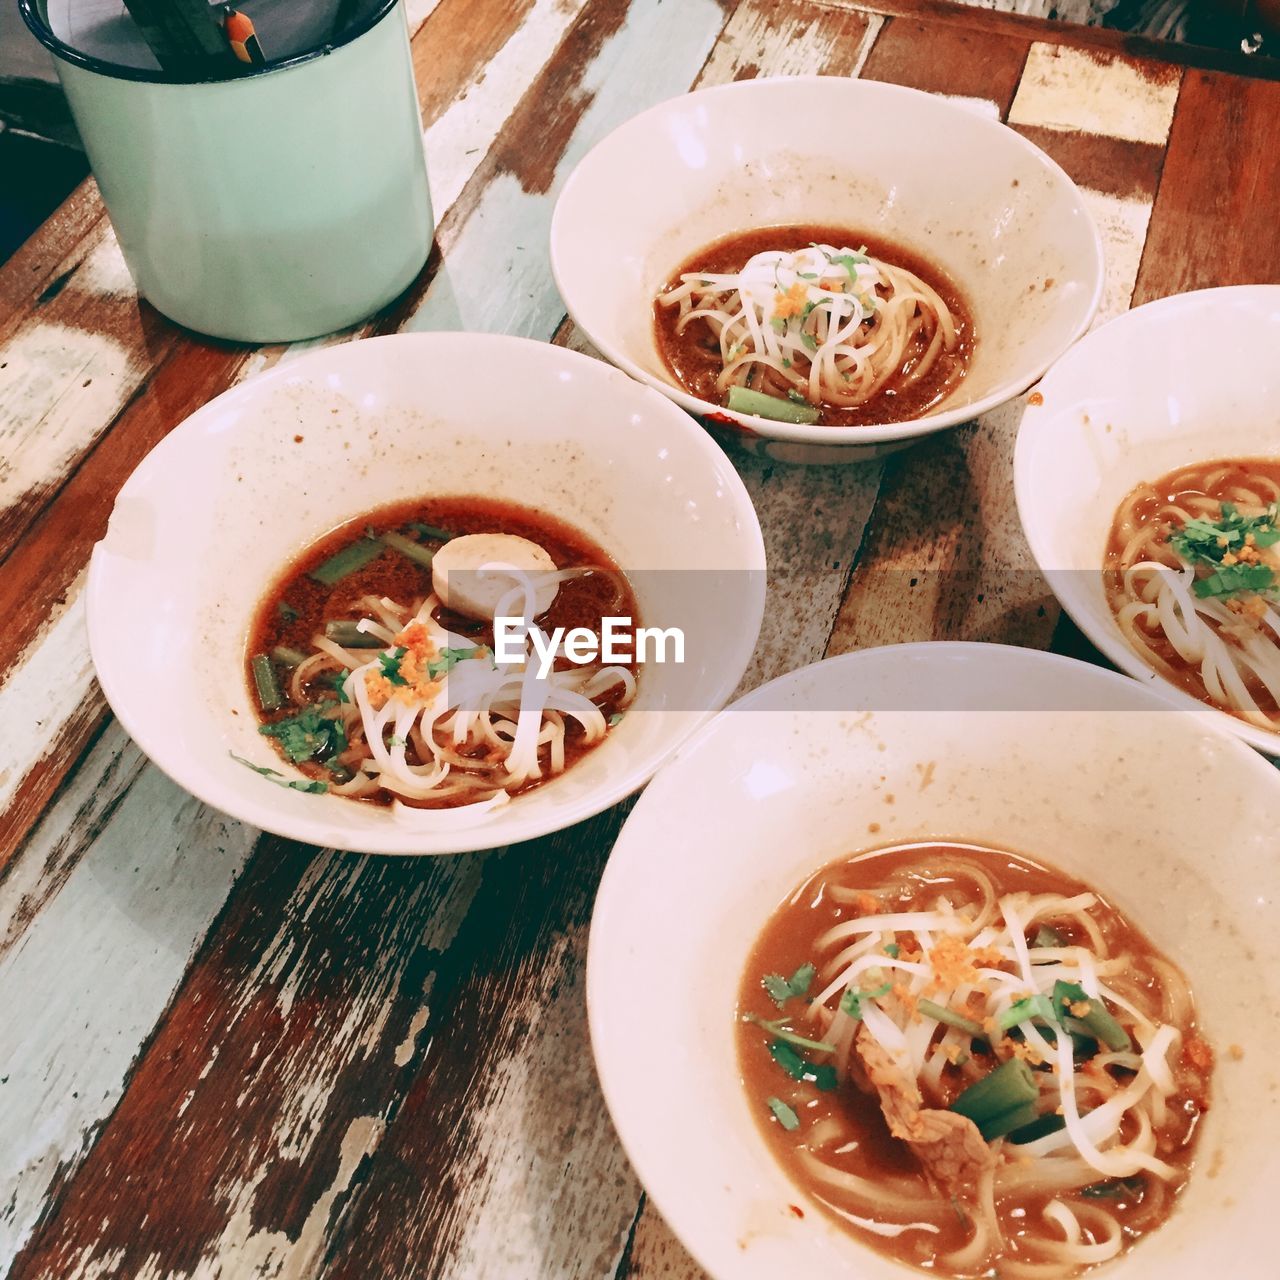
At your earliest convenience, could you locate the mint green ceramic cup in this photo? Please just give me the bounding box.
[21,1,433,343]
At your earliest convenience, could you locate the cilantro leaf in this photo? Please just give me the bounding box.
[327,670,350,704]
[766,1097,800,1131]
[378,647,409,686]
[427,646,484,679]
[1193,563,1276,598]
[832,251,869,275]
[768,1040,838,1091]
[770,316,789,334]
[800,332,819,352]
[840,982,892,1020]
[258,706,347,763]
[762,973,794,1005]
[762,962,816,1007]
[230,752,328,794]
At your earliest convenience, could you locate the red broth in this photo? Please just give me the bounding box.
[247,496,638,805]
[737,841,1210,1277]
[654,224,972,426]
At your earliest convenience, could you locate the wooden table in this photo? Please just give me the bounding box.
[1,1,1277,1275]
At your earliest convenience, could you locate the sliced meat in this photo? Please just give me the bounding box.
[854,1025,994,1192]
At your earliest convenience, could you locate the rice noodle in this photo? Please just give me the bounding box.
[261,566,633,813]
[657,242,961,416]
[1107,461,1280,728]
[752,842,1205,1279]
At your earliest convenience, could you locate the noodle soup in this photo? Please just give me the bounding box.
[737,841,1210,1279]
[654,225,972,428]
[1105,457,1280,731]
[246,497,638,815]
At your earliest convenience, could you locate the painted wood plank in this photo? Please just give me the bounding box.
[859,14,1029,116]
[1007,43,1181,145]
[0,182,105,326]
[821,0,1280,80]
[0,235,178,566]
[696,0,877,82]
[1132,70,1280,303]
[401,0,731,338]
[0,725,257,1265]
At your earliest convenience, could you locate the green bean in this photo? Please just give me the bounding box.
[324,620,384,648]
[950,1058,1039,1140]
[726,385,820,425]
[918,999,984,1038]
[308,537,383,585]
[251,654,284,712]
[271,645,309,668]
[383,530,436,569]
[410,522,456,543]
[1053,981,1131,1053]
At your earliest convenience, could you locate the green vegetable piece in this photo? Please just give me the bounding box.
[767,1040,836,1090]
[918,998,984,1038]
[324,620,385,648]
[832,252,869,275]
[997,994,1059,1033]
[427,646,484,679]
[1053,981,1131,1052]
[762,973,793,1005]
[726,385,820,426]
[766,1097,800,1130]
[744,1014,835,1055]
[251,654,284,712]
[800,331,819,352]
[270,645,310,668]
[259,705,347,764]
[978,1100,1042,1141]
[326,670,350,703]
[378,648,409,686]
[382,530,436,570]
[762,962,817,1008]
[950,1058,1039,1140]
[607,712,625,728]
[229,752,328,794]
[1167,500,1280,601]
[883,943,901,959]
[276,601,299,622]
[1007,1111,1068,1144]
[840,982,891,1020]
[410,522,456,543]
[1193,563,1275,599]
[308,536,384,586]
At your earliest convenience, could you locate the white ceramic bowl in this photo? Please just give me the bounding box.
[551,76,1103,465]
[87,333,766,855]
[1015,285,1280,755]
[588,643,1280,1278]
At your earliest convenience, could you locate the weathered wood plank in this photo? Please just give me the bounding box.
[399,0,730,338]
[1006,42,1180,325]
[1132,70,1280,303]
[0,181,105,327]
[859,14,1028,115]
[822,0,1280,80]
[0,726,257,1263]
